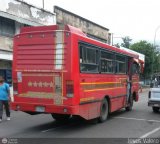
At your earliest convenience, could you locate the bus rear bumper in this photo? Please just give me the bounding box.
[11,102,79,115]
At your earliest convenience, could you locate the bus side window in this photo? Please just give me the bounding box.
[100,51,114,73]
[132,63,140,74]
[79,44,99,73]
[115,55,126,74]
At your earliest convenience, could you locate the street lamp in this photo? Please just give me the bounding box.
[152,26,160,79]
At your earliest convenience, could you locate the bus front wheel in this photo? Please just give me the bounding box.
[51,113,71,121]
[98,98,109,123]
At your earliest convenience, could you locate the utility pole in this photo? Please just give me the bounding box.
[152,25,160,80]
[42,0,44,9]
[111,33,114,46]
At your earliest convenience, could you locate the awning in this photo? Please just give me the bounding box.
[0,50,13,61]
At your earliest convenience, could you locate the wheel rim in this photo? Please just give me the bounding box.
[102,103,107,115]
[101,101,108,120]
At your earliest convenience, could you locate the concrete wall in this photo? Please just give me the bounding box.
[0,0,56,53]
[54,6,110,44]
[0,0,56,26]
[0,0,56,82]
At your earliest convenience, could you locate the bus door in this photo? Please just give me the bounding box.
[127,57,133,103]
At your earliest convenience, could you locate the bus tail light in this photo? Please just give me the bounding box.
[66,81,74,98]
[13,82,18,95]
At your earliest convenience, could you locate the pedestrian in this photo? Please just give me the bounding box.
[0,76,11,122]
[126,77,131,102]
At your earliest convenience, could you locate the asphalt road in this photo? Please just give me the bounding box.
[0,89,160,143]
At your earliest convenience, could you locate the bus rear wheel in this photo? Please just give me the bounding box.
[98,98,109,123]
[51,113,71,121]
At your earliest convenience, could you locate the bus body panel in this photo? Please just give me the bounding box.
[12,25,140,120]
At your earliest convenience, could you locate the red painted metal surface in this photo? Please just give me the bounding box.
[11,25,140,120]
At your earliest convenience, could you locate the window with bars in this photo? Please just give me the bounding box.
[115,54,127,74]
[79,42,129,74]
[100,51,114,73]
[79,44,99,73]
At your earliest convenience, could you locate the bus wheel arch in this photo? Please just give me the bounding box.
[98,96,110,123]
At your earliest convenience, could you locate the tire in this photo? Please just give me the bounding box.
[98,98,109,123]
[152,107,160,113]
[51,113,71,121]
[125,95,133,111]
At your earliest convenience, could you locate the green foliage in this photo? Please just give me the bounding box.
[114,43,120,48]
[130,40,160,78]
[121,36,132,48]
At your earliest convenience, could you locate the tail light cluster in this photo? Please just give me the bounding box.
[66,81,74,98]
[13,82,18,95]
[13,72,22,95]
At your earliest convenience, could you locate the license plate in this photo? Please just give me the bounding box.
[35,106,45,112]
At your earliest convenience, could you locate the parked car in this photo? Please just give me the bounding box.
[148,87,160,113]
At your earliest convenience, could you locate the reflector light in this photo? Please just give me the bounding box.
[13,82,18,95]
[16,105,20,110]
[64,108,67,113]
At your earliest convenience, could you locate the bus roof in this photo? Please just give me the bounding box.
[19,24,139,59]
[119,47,145,63]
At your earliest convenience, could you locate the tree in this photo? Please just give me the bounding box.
[121,36,132,48]
[130,40,160,81]
[114,43,120,48]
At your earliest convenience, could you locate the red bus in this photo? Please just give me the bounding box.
[11,25,142,122]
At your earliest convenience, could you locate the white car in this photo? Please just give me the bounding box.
[148,88,160,112]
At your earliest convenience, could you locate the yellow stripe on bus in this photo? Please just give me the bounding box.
[80,97,94,102]
[84,86,125,92]
[80,82,121,85]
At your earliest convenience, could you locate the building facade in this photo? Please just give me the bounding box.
[0,0,56,85]
[54,6,111,44]
[0,1,111,85]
